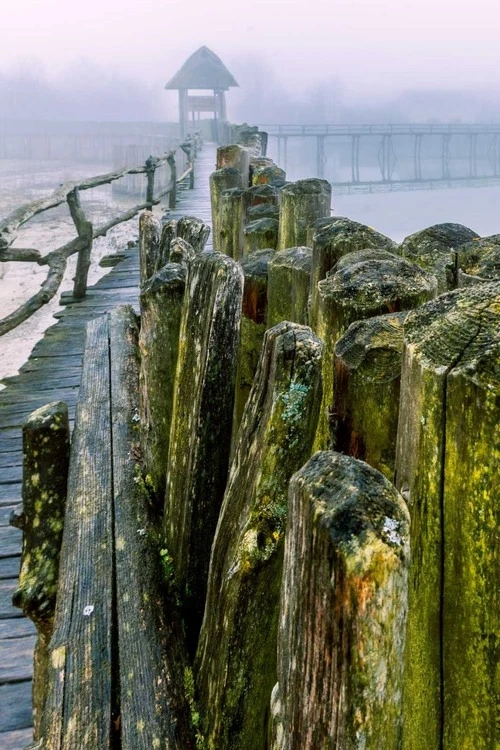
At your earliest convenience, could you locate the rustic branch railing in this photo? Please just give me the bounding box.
[0,132,202,336]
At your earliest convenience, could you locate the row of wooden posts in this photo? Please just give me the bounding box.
[13,126,498,749]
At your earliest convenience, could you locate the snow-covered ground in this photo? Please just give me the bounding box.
[0,159,144,386]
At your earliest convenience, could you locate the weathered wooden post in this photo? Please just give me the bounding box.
[252,164,286,186]
[309,217,397,330]
[216,144,250,186]
[231,249,272,447]
[333,311,408,480]
[272,451,409,750]
[196,322,323,750]
[177,215,210,253]
[168,238,196,265]
[111,306,196,750]
[139,211,161,283]
[164,253,244,650]
[247,203,280,221]
[167,153,177,209]
[242,184,279,225]
[394,282,499,750]
[67,187,94,300]
[243,217,279,255]
[314,253,437,450]
[210,167,241,252]
[219,187,244,259]
[145,155,156,209]
[278,179,331,250]
[267,246,312,327]
[139,263,187,501]
[456,235,500,285]
[11,401,70,740]
[249,157,274,184]
[400,222,479,292]
[157,218,178,270]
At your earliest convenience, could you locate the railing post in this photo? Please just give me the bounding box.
[167,153,177,209]
[145,155,156,209]
[67,187,93,300]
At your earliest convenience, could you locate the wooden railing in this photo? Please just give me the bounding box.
[0,132,202,336]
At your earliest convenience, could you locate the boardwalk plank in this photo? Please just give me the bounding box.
[0,682,33,732]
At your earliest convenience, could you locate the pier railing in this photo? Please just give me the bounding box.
[0,132,202,336]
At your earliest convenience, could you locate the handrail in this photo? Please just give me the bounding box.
[0,131,203,336]
[259,123,500,137]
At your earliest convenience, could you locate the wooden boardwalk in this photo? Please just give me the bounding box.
[0,143,215,749]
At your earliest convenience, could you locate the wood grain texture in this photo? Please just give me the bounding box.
[196,322,323,750]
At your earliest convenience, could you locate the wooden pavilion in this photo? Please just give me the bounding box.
[165,46,238,138]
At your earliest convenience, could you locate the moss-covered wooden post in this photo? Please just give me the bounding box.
[278,179,331,250]
[306,215,345,247]
[164,253,244,651]
[267,246,312,328]
[216,144,250,186]
[272,451,409,750]
[314,253,437,450]
[177,215,210,253]
[195,322,323,750]
[157,218,178,271]
[210,167,241,252]
[242,184,279,227]
[252,164,286,186]
[232,249,272,450]
[243,217,279,255]
[247,203,280,222]
[169,237,196,265]
[394,282,500,750]
[310,217,397,330]
[139,211,161,283]
[220,187,245,259]
[333,311,408,480]
[456,236,500,285]
[110,306,196,750]
[249,157,273,184]
[400,222,479,292]
[139,263,187,501]
[11,401,70,740]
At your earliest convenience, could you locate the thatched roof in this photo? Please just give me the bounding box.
[165,46,238,90]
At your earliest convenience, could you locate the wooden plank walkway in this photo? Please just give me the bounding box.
[0,143,215,748]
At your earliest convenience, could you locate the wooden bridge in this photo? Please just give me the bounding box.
[261,122,500,192]
[0,144,214,749]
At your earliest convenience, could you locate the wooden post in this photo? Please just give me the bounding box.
[164,253,244,652]
[242,184,279,226]
[456,235,500,284]
[145,155,156,208]
[272,451,409,750]
[220,187,245,259]
[169,237,196,265]
[310,217,398,331]
[210,167,241,252]
[216,144,250,186]
[42,316,114,748]
[67,187,93,300]
[333,311,408,480]
[177,215,210,253]
[315,253,437,450]
[139,211,161,284]
[12,401,70,740]
[247,203,280,222]
[195,322,323,750]
[252,164,286,187]
[249,156,273,184]
[400,222,479,292]
[167,153,177,209]
[267,246,312,328]
[231,249,272,450]
[243,217,279,255]
[158,218,178,271]
[110,306,196,750]
[278,178,331,250]
[139,263,187,501]
[394,282,500,750]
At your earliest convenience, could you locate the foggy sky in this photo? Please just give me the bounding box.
[3,0,500,99]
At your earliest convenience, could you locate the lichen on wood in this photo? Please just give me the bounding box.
[210,168,241,252]
[243,217,279,255]
[220,187,245,259]
[278,179,331,250]
[12,401,70,740]
[309,217,397,330]
[395,281,500,750]
[273,451,409,750]
[139,263,187,501]
[333,311,408,480]
[164,252,244,651]
[195,321,323,750]
[400,222,479,292]
[216,144,250,186]
[315,253,437,450]
[267,246,312,328]
[139,211,161,284]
